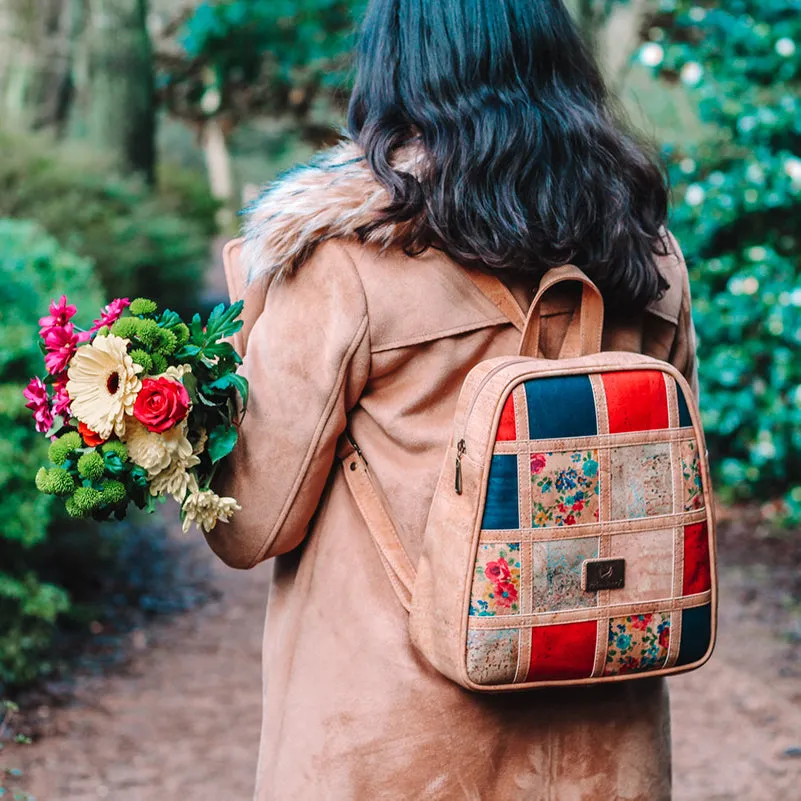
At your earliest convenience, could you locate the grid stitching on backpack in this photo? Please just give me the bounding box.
[465,369,713,686]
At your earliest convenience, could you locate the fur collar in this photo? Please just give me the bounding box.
[242,139,426,283]
[241,139,683,325]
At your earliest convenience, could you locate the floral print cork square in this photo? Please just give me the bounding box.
[469,544,522,616]
[680,440,704,511]
[530,450,600,527]
[604,612,670,675]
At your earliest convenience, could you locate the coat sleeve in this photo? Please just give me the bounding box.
[206,242,371,568]
[665,234,700,400]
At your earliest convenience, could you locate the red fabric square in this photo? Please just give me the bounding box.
[601,370,669,433]
[496,393,517,442]
[527,620,597,681]
[683,522,712,595]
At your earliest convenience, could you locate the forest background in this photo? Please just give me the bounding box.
[0,0,799,795]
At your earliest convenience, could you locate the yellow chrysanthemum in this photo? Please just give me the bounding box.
[66,334,142,439]
[122,417,199,476]
[182,483,241,534]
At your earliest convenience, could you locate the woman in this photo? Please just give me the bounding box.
[208,0,697,798]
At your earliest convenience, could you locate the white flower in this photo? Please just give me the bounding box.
[639,43,664,67]
[680,62,703,86]
[684,184,706,206]
[66,334,142,439]
[123,417,199,477]
[776,38,796,58]
[182,481,241,534]
[149,460,195,502]
[784,157,801,185]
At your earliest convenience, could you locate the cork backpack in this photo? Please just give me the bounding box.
[342,264,717,691]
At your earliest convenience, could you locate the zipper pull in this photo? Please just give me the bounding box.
[455,439,466,495]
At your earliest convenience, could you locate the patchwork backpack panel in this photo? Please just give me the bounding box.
[463,367,714,687]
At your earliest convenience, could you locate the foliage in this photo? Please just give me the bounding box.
[161,0,364,142]
[0,129,218,317]
[0,220,104,688]
[640,1,801,520]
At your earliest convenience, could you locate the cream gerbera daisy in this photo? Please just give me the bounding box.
[123,417,199,476]
[66,334,142,439]
[182,481,241,534]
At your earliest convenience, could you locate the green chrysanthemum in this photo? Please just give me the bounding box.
[173,323,190,347]
[48,467,77,496]
[100,480,127,506]
[96,325,110,337]
[129,298,158,316]
[71,486,103,515]
[154,328,177,356]
[49,431,82,466]
[77,451,105,481]
[65,495,84,519]
[129,348,154,374]
[134,319,161,349]
[110,317,139,340]
[150,353,168,374]
[102,440,128,460]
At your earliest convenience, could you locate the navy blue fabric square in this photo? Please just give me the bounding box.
[676,604,712,666]
[525,376,598,439]
[677,387,693,428]
[482,455,520,530]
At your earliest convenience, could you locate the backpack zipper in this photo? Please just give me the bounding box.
[454,357,531,494]
[454,439,467,494]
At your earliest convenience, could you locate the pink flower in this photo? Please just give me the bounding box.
[38,295,76,337]
[530,453,547,474]
[89,298,131,335]
[24,377,54,434]
[52,375,72,418]
[43,324,78,375]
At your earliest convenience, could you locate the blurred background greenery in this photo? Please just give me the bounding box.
[0,0,798,702]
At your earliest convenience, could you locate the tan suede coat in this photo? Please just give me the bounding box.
[207,142,699,801]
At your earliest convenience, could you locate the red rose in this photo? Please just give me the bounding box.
[79,421,106,447]
[133,377,190,433]
[485,557,511,582]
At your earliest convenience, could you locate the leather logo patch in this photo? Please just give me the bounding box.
[583,558,626,592]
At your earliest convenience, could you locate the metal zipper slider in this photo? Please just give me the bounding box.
[455,439,466,495]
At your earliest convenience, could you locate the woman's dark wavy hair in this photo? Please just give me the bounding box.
[347,0,671,312]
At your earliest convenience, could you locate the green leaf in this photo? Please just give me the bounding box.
[206,373,249,409]
[207,425,239,464]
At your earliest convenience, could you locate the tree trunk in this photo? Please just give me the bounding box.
[0,0,71,130]
[69,0,156,182]
[201,117,235,227]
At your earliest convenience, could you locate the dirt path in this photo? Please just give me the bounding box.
[7,527,801,801]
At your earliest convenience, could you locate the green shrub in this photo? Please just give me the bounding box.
[0,219,104,688]
[644,1,801,522]
[0,129,218,316]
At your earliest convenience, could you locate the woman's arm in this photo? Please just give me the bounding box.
[206,242,370,568]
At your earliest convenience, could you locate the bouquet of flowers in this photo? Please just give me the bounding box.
[24,295,248,533]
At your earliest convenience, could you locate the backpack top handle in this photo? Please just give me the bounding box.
[518,264,605,359]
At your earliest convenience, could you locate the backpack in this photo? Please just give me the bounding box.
[342,264,717,691]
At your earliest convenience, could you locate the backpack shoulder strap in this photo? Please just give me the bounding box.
[341,445,415,612]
